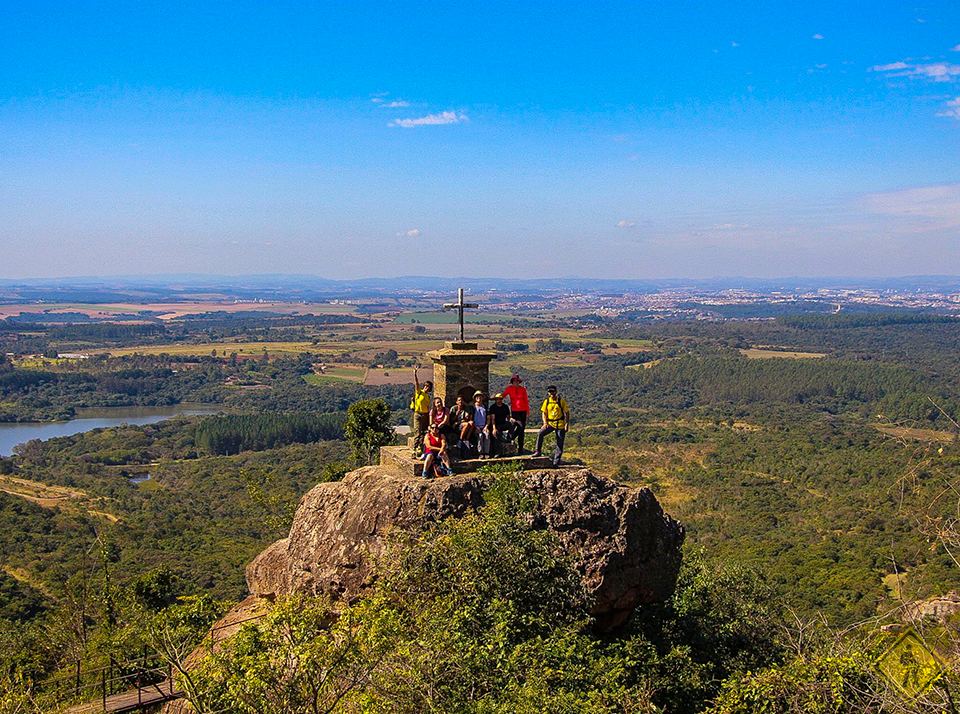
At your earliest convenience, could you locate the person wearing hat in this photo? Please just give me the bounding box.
[472,391,492,458]
[502,374,529,453]
[410,367,433,457]
[532,385,570,467]
[488,392,517,457]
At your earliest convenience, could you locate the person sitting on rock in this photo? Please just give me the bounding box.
[450,395,476,458]
[429,396,453,437]
[423,423,452,478]
[488,392,518,457]
[532,385,570,467]
[473,391,492,458]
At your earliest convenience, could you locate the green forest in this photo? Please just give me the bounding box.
[2,313,960,711]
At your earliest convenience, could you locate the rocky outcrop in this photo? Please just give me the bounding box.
[247,465,684,629]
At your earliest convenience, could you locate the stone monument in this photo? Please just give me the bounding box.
[426,288,497,407]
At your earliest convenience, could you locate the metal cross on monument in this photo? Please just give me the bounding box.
[443,287,479,342]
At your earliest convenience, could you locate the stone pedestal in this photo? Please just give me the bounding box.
[381,445,553,476]
[426,341,498,407]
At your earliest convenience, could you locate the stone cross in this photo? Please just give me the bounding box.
[443,287,478,342]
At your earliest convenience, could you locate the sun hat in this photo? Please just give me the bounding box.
[510,374,523,382]
[493,392,504,399]
[473,390,484,398]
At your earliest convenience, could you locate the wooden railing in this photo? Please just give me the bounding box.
[36,612,266,712]
[38,646,172,710]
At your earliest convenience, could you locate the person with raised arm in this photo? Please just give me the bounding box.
[410,367,433,457]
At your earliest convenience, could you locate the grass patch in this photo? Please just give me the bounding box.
[739,348,827,359]
[303,365,366,385]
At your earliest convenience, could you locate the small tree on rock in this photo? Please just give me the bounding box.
[345,399,394,465]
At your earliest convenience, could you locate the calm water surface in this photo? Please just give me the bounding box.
[0,404,222,456]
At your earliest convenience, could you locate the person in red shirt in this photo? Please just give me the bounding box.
[423,423,452,478]
[502,374,529,453]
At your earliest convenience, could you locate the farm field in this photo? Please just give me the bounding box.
[627,358,665,370]
[364,368,434,386]
[101,341,328,357]
[0,300,360,321]
[303,366,367,384]
[392,311,542,324]
[491,353,594,375]
[739,347,827,359]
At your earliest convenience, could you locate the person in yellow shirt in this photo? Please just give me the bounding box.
[411,368,433,457]
[531,385,570,466]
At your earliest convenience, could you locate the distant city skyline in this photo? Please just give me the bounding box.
[1,2,958,279]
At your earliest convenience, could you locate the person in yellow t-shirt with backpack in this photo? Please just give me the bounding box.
[410,368,433,457]
[532,385,570,467]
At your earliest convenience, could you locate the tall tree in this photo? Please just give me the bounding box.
[344,399,394,465]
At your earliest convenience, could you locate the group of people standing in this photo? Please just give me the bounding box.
[411,369,571,478]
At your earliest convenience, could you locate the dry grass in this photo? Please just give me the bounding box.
[2,566,53,597]
[364,367,435,386]
[627,358,665,370]
[0,474,119,521]
[875,424,956,444]
[491,353,592,375]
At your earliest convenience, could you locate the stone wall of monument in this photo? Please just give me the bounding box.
[434,357,491,406]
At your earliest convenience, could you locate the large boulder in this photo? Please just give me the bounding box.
[247,465,684,629]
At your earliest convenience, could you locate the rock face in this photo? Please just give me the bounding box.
[247,465,684,629]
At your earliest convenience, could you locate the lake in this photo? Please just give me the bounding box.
[0,404,222,456]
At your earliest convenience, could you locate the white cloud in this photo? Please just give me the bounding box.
[396,229,422,237]
[863,184,960,228]
[389,110,468,128]
[616,220,636,228]
[812,33,824,40]
[383,100,410,108]
[870,61,910,72]
[952,45,960,52]
[871,60,960,81]
[731,41,739,47]
[938,97,960,118]
[912,62,960,81]
[370,97,384,104]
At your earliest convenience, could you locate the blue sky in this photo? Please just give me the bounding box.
[1,1,958,279]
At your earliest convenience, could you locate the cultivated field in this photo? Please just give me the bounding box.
[0,300,360,321]
[364,368,434,386]
[739,348,827,359]
[303,366,367,384]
